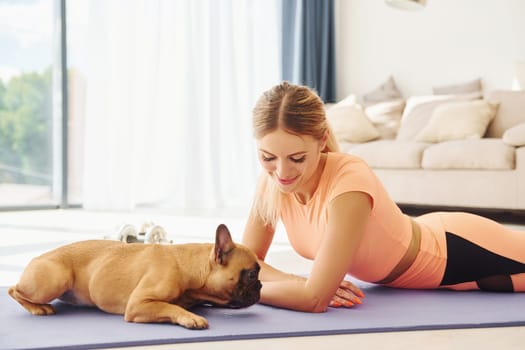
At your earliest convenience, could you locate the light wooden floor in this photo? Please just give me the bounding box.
[1,209,524,350]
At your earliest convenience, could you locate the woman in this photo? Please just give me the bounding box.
[242,81,525,313]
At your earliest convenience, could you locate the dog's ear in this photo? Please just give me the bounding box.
[214,224,235,265]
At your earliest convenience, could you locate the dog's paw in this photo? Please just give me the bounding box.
[178,314,209,329]
[29,304,56,316]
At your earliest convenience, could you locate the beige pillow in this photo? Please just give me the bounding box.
[327,104,380,143]
[432,78,482,95]
[502,122,525,147]
[396,92,482,141]
[415,100,499,143]
[325,94,357,112]
[332,94,357,108]
[362,76,402,106]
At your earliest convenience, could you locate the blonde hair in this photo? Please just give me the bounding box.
[252,81,339,227]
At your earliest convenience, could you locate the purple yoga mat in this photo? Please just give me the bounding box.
[2,282,525,350]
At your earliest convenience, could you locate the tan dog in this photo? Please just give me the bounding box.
[8,224,261,329]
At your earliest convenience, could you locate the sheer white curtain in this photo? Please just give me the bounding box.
[81,0,280,211]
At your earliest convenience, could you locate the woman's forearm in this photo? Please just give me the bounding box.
[257,259,304,282]
[259,279,327,312]
[257,260,328,312]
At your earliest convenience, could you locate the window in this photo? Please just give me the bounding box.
[0,0,73,209]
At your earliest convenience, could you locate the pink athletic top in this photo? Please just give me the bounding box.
[280,152,447,288]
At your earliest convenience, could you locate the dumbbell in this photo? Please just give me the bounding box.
[116,222,172,244]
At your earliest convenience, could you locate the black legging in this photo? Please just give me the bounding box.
[440,232,525,292]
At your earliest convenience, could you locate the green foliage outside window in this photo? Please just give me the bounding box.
[0,69,52,185]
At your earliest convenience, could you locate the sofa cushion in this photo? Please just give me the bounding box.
[432,78,482,95]
[422,139,515,170]
[485,90,525,138]
[396,92,482,141]
[415,100,499,143]
[326,104,380,143]
[503,122,525,147]
[349,140,430,169]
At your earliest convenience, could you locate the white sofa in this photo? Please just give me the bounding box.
[327,90,525,212]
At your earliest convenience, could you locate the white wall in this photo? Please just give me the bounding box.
[334,0,525,100]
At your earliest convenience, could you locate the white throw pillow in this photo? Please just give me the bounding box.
[502,122,525,147]
[325,94,357,113]
[396,92,482,141]
[326,104,380,143]
[332,94,358,108]
[365,99,405,139]
[415,100,499,143]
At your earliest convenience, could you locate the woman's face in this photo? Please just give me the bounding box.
[256,128,326,193]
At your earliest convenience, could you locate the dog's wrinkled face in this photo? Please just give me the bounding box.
[225,260,261,308]
[198,244,262,309]
[183,224,262,309]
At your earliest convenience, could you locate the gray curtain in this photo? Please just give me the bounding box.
[282,0,336,102]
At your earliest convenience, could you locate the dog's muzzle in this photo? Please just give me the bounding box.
[226,279,262,309]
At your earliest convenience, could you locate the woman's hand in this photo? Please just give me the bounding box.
[329,279,365,308]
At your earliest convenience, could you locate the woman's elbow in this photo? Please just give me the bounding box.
[310,303,328,313]
[306,296,330,313]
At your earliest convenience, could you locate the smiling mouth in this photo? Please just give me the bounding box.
[277,176,298,186]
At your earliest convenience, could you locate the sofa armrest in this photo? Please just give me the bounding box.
[516,146,525,209]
